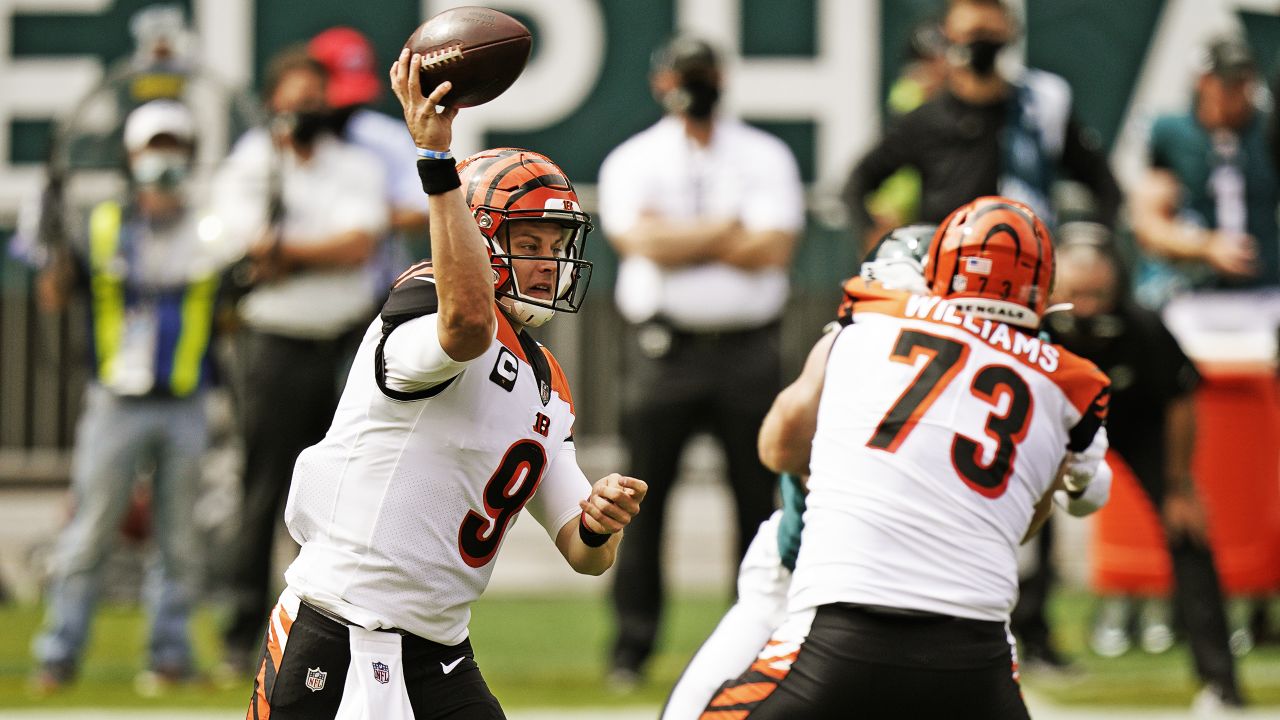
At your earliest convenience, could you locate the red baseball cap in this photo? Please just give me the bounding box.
[308,26,379,108]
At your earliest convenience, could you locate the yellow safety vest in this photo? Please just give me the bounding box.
[87,201,219,397]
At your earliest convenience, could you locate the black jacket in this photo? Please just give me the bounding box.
[844,87,1121,230]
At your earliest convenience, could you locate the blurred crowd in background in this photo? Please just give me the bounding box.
[0,0,1278,709]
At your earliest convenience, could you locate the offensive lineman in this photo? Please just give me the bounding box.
[664,224,1108,718]
[245,50,647,719]
[700,197,1112,718]
[661,225,939,719]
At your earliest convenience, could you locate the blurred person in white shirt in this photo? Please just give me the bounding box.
[598,35,805,688]
[210,47,388,675]
[309,26,429,294]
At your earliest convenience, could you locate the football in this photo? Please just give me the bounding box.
[403,6,532,108]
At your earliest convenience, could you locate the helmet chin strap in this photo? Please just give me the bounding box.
[500,295,556,328]
[500,270,558,328]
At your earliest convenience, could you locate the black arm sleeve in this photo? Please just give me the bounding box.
[1059,114,1122,229]
[842,112,920,231]
[1067,384,1111,453]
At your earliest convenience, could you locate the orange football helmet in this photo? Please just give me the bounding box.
[456,147,594,327]
[923,196,1055,329]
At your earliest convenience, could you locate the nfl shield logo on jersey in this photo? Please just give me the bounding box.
[305,667,327,692]
[372,661,391,684]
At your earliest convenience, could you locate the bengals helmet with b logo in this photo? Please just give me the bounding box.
[923,196,1055,329]
[456,147,594,328]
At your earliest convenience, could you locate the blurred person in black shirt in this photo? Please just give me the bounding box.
[1044,223,1244,709]
[843,0,1120,248]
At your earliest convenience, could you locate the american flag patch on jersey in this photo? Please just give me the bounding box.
[963,256,993,275]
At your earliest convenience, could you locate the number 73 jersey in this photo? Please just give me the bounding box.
[789,291,1110,622]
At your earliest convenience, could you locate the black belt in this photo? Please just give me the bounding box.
[245,325,364,350]
[642,318,779,342]
[671,321,779,342]
[838,602,957,621]
[300,599,456,654]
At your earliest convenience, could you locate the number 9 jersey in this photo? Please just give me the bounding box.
[789,289,1111,623]
[280,268,588,646]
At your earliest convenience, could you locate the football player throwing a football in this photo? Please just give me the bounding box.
[699,198,1111,719]
[244,49,647,720]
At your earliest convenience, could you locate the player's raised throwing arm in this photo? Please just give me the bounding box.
[391,48,495,361]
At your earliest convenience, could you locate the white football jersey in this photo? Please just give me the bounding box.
[282,272,586,645]
[789,290,1110,622]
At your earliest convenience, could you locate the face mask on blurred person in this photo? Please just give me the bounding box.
[129,150,191,189]
[325,106,357,136]
[663,76,721,120]
[291,109,333,146]
[273,109,332,147]
[956,38,1006,77]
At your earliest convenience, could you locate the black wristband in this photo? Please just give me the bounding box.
[417,158,461,195]
[579,513,611,548]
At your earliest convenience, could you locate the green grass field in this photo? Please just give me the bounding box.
[1,592,1278,710]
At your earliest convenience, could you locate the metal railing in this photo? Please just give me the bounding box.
[0,214,857,487]
[0,255,86,486]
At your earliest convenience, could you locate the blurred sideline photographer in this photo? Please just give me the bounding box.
[1047,224,1244,710]
[27,100,224,695]
[598,35,805,687]
[308,26,429,293]
[211,47,388,673]
[844,0,1121,248]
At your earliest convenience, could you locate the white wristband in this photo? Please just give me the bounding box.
[416,147,453,160]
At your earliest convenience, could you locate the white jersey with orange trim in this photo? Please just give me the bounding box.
[281,269,588,645]
[789,290,1111,622]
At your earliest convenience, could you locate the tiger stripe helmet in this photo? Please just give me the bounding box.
[456,147,594,327]
[923,196,1055,329]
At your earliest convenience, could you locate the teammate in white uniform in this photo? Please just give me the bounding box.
[664,224,1109,719]
[246,51,647,720]
[661,225,936,720]
[700,197,1111,719]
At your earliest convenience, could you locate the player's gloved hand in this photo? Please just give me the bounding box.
[1053,457,1112,517]
[1061,424,1109,496]
[1062,465,1092,495]
[579,474,647,535]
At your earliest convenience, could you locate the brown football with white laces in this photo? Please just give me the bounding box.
[403,6,532,108]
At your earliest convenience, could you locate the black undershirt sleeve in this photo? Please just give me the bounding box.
[843,110,922,231]
[1067,384,1111,454]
